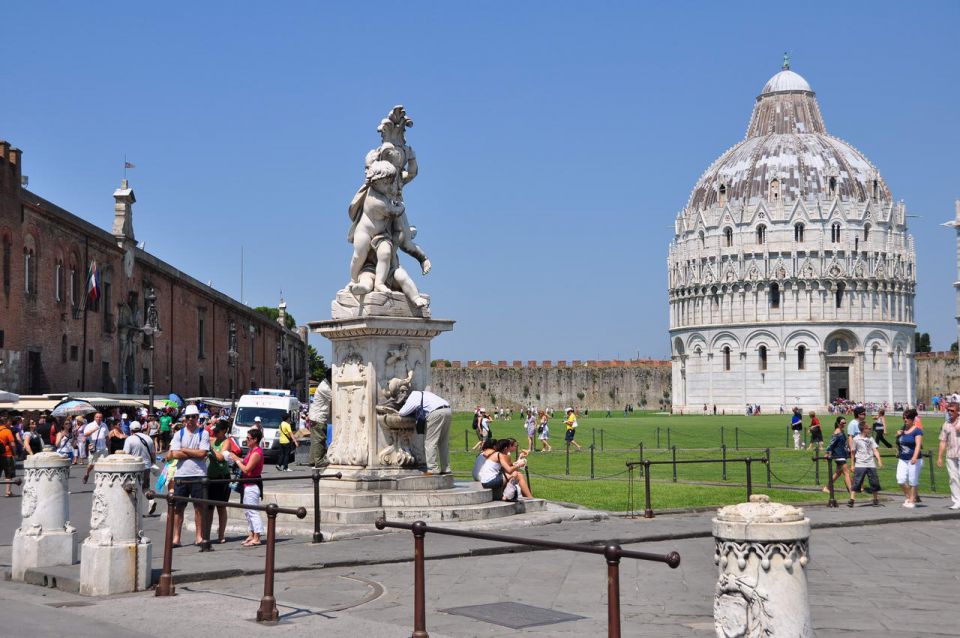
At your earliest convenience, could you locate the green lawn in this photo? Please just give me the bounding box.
[449,411,949,512]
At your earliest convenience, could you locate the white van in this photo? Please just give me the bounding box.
[231,389,301,463]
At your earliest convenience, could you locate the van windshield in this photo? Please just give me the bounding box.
[235,407,287,429]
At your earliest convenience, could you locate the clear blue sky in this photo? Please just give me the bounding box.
[5,1,959,361]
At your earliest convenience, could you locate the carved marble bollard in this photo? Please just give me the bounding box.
[712,495,813,638]
[11,451,78,580]
[79,453,152,596]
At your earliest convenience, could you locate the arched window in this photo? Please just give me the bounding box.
[797,345,806,370]
[24,248,33,294]
[863,223,870,242]
[724,227,733,247]
[769,179,781,202]
[1,234,10,296]
[756,225,766,244]
[61,334,68,363]
[872,179,879,200]
[828,338,849,354]
[835,282,845,308]
[759,345,768,371]
[69,266,77,307]
[794,223,804,242]
[698,230,705,247]
[723,346,731,371]
[871,344,879,370]
[718,183,727,206]
[831,223,841,243]
[769,283,780,309]
[828,176,837,197]
[711,286,719,307]
[55,261,63,302]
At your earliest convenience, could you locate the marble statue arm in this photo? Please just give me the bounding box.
[402,146,418,185]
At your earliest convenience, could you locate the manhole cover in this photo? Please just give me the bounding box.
[440,602,585,629]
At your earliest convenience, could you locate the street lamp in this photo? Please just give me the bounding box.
[141,287,161,417]
[228,320,238,415]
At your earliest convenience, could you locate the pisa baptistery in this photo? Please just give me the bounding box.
[668,60,916,413]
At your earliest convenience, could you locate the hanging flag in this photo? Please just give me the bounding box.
[85,261,100,305]
[124,161,136,169]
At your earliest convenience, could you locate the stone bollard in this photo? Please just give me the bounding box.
[11,451,78,580]
[712,494,812,637]
[79,453,152,595]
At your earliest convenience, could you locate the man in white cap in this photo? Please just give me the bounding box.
[168,404,210,546]
[252,416,263,430]
[123,420,157,514]
[120,413,131,436]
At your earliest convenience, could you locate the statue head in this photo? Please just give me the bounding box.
[377,105,412,144]
[366,160,399,195]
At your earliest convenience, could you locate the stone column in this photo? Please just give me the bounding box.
[11,451,77,581]
[713,494,812,637]
[79,453,151,595]
[309,314,454,487]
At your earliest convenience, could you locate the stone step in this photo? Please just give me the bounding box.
[224,496,548,525]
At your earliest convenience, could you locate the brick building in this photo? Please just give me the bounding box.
[0,138,307,399]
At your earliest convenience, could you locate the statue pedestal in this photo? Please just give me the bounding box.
[712,495,813,637]
[308,315,454,477]
[79,454,152,596]
[11,452,77,581]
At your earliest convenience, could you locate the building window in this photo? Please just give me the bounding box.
[197,309,207,359]
[759,345,768,371]
[835,282,845,308]
[723,346,731,371]
[24,249,33,294]
[70,345,78,361]
[756,225,766,244]
[863,224,870,242]
[798,345,806,370]
[1,235,10,295]
[871,344,879,370]
[769,179,780,202]
[828,176,837,197]
[831,223,841,243]
[61,335,68,363]
[769,283,780,309]
[55,262,63,302]
[718,183,727,206]
[698,231,705,247]
[199,375,208,396]
[724,227,733,247]
[794,223,804,242]
[69,267,78,307]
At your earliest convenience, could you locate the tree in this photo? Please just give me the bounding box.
[253,306,296,331]
[914,331,932,353]
[952,341,959,354]
[307,345,328,381]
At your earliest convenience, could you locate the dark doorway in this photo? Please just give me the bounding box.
[27,351,46,394]
[829,367,849,400]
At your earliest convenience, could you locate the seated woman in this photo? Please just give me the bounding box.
[472,438,497,481]
[500,439,532,500]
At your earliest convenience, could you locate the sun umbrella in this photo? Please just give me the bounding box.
[50,399,97,418]
[165,393,186,418]
[0,390,19,403]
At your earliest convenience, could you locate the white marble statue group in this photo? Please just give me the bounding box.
[347,105,431,309]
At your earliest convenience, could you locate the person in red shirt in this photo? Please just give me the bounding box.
[0,416,18,497]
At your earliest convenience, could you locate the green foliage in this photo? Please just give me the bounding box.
[254,306,296,330]
[952,341,958,353]
[431,359,452,368]
[914,331,932,353]
[576,391,585,400]
[480,382,486,390]
[307,345,327,381]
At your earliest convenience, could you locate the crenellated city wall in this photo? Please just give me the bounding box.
[915,351,960,402]
[430,359,672,411]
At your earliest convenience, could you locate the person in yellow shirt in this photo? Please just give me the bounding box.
[276,418,298,471]
[563,408,583,451]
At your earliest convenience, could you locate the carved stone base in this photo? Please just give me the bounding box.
[11,527,78,581]
[332,288,431,319]
[318,466,455,491]
[79,538,151,596]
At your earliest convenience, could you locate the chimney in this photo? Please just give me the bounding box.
[112,179,136,242]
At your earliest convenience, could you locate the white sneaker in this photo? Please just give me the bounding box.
[949,504,960,510]
[902,501,916,508]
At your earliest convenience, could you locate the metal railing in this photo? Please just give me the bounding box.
[374,518,680,638]
[813,451,936,508]
[146,489,307,622]
[193,470,342,549]
[626,456,767,519]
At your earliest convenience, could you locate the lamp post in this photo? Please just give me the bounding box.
[228,320,238,416]
[141,288,161,417]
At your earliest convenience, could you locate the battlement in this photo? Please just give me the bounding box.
[439,359,670,369]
